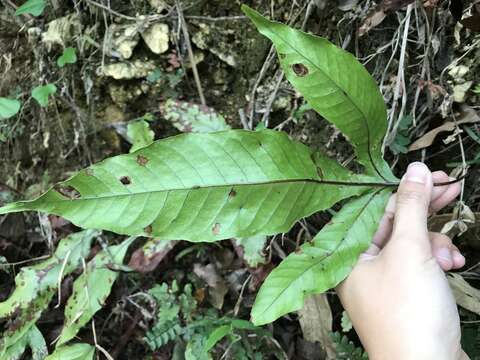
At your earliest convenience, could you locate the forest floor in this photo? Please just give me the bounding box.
[0,0,479,359]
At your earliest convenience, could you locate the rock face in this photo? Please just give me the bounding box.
[108,24,140,60]
[191,23,239,67]
[102,60,156,80]
[41,14,82,50]
[141,23,169,54]
[148,0,167,12]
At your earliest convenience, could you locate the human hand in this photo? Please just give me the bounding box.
[336,162,469,360]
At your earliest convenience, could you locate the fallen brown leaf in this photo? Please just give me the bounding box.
[408,106,480,151]
[358,0,415,36]
[448,273,480,316]
[193,263,228,309]
[128,239,177,273]
[298,294,337,359]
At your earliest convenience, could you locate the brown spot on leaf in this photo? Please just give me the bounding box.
[85,168,94,176]
[228,189,236,198]
[292,63,309,76]
[144,225,153,235]
[54,184,81,199]
[120,176,131,185]
[212,223,220,235]
[136,155,149,166]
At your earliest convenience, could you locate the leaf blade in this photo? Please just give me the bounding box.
[242,5,394,180]
[56,237,135,345]
[0,130,374,241]
[251,188,391,325]
[127,120,154,152]
[57,47,77,68]
[0,230,97,357]
[15,0,45,16]
[0,98,21,119]
[32,84,57,107]
[45,344,95,360]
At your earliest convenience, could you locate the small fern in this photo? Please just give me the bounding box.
[145,322,184,350]
[144,281,189,349]
[144,281,287,359]
[331,332,368,360]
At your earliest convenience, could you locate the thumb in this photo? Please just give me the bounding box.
[389,162,433,254]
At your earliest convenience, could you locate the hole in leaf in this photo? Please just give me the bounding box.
[85,168,94,176]
[292,63,309,76]
[54,184,81,199]
[144,225,153,235]
[120,176,131,185]
[212,223,220,235]
[136,155,149,166]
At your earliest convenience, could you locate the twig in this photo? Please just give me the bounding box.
[247,1,309,129]
[450,109,468,201]
[85,0,137,20]
[184,15,247,21]
[248,1,316,129]
[261,1,315,128]
[176,0,206,106]
[55,250,71,308]
[382,4,413,153]
[238,108,249,130]
[248,46,276,129]
[233,274,252,316]
[92,319,114,360]
[412,5,435,125]
[262,71,284,127]
[0,254,51,266]
[0,181,23,195]
[85,0,175,21]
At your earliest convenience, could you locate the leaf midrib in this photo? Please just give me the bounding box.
[45,178,392,203]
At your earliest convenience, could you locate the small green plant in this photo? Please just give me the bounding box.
[389,115,413,154]
[32,84,57,107]
[57,47,77,68]
[0,98,21,120]
[127,117,155,153]
[331,332,368,360]
[15,0,45,17]
[144,281,284,359]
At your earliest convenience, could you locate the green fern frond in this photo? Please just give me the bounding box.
[331,332,368,360]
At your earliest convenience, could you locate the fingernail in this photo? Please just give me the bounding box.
[404,162,428,184]
[452,250,465,266]
[435,247,452,264]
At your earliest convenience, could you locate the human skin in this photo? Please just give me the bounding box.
[336,162,470,360]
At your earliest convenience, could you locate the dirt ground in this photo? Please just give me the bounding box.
[0,0,479,359]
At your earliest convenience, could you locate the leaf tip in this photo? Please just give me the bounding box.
[241,4,267,26]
